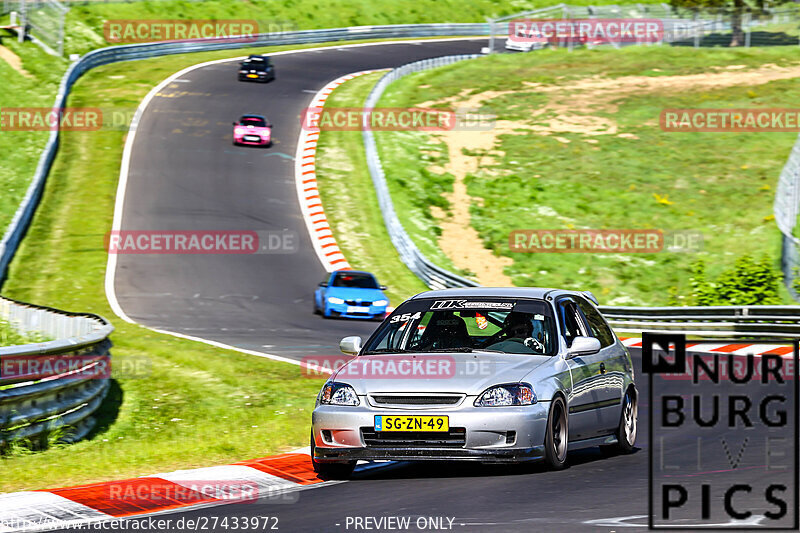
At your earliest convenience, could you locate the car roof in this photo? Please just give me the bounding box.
[245,55,268,60]
[409,287,586,301]
[240,114,266,121]
[332,270,375,277]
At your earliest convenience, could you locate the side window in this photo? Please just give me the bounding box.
[557,300,587,347]
[575,297,615,348]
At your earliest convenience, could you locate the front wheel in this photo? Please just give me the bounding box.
[310,433,355,480]
[543,396,568,470]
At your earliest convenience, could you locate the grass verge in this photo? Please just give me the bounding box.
[373,45,800,305]
[314,72,430,304]
[0,30,69,236]
[0,319,36,346]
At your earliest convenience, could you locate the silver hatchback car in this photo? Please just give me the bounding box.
[311,287,637,479]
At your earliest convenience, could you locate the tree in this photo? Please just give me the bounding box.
[669,0,790,46]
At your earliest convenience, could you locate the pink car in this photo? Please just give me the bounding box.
[232,114,272,147]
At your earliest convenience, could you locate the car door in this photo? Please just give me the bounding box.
[557,297,608,440]
[574,296,625,433]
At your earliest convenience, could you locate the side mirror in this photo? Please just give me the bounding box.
[340,336,362,356]
[232,122,237,126]
[318,281,328,287]
[379,285,388,291]
[567,336,601,358]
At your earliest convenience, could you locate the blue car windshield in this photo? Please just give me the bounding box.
[364,299,557,356]
[332,273,378,289]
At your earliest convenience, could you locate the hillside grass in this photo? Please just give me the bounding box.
[314,72,430,303]
[0,30,68,238]
[373,45,800,305]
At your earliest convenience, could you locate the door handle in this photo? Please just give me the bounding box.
[599,362,606,374]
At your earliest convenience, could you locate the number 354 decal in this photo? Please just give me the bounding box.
[390,312,422,323]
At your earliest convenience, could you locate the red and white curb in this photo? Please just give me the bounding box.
[294,70,385,273]
[620,337,794,358]
[0,450,328,532]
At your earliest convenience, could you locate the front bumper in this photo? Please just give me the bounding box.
[239,73,271,82]
[312,401,550,463]
[325,302,386,319]
[314,445,545,463]
[234,135,270,146]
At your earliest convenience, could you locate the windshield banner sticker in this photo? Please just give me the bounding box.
[430,300,514,310]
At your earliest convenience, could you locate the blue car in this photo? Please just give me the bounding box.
[314,271,389,320]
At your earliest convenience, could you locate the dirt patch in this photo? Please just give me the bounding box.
[417,62,800,284]
[0,45,32,78]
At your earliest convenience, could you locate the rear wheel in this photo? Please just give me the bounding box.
[608,388,637,454]
[543,396,568,469]
[310,433,355,480]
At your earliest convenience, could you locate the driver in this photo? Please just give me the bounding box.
[486,312,545,353]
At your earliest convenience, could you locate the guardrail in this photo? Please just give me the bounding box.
[0,295,113,447]
[599,305,800,338]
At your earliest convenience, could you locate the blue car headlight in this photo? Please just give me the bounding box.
[475,383,536,407]
[319,382,359,406]
[372,299,388,306]
[327,297,345,304]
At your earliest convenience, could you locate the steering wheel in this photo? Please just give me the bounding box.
[523,337,546,353]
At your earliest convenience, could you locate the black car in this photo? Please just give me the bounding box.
[238,55,276,83]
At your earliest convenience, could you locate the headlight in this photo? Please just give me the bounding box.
[327,297,345,304]
[475,383,536,407]
[372,300,388,306]
[319,382,359,406]
[234,128,245,135]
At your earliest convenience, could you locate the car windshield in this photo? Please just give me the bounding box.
[240,117,266,127]
[243,61,267,71]
[331,272,378,289]
[363,298,557,356]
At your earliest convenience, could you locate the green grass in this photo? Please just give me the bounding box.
[63,0,657,55]
[373,45,800,305]
[0,30,69,238]
[0,319,35,346]
[314,72,430,304]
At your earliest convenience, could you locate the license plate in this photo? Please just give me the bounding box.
[244,135,260,142]
[247,74,258,78]
[374,415,449,432]
[346,305,367,313]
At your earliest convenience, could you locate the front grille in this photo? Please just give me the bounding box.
[371,395,462,406]
[345,300,371,306]
[361,427,466,448]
